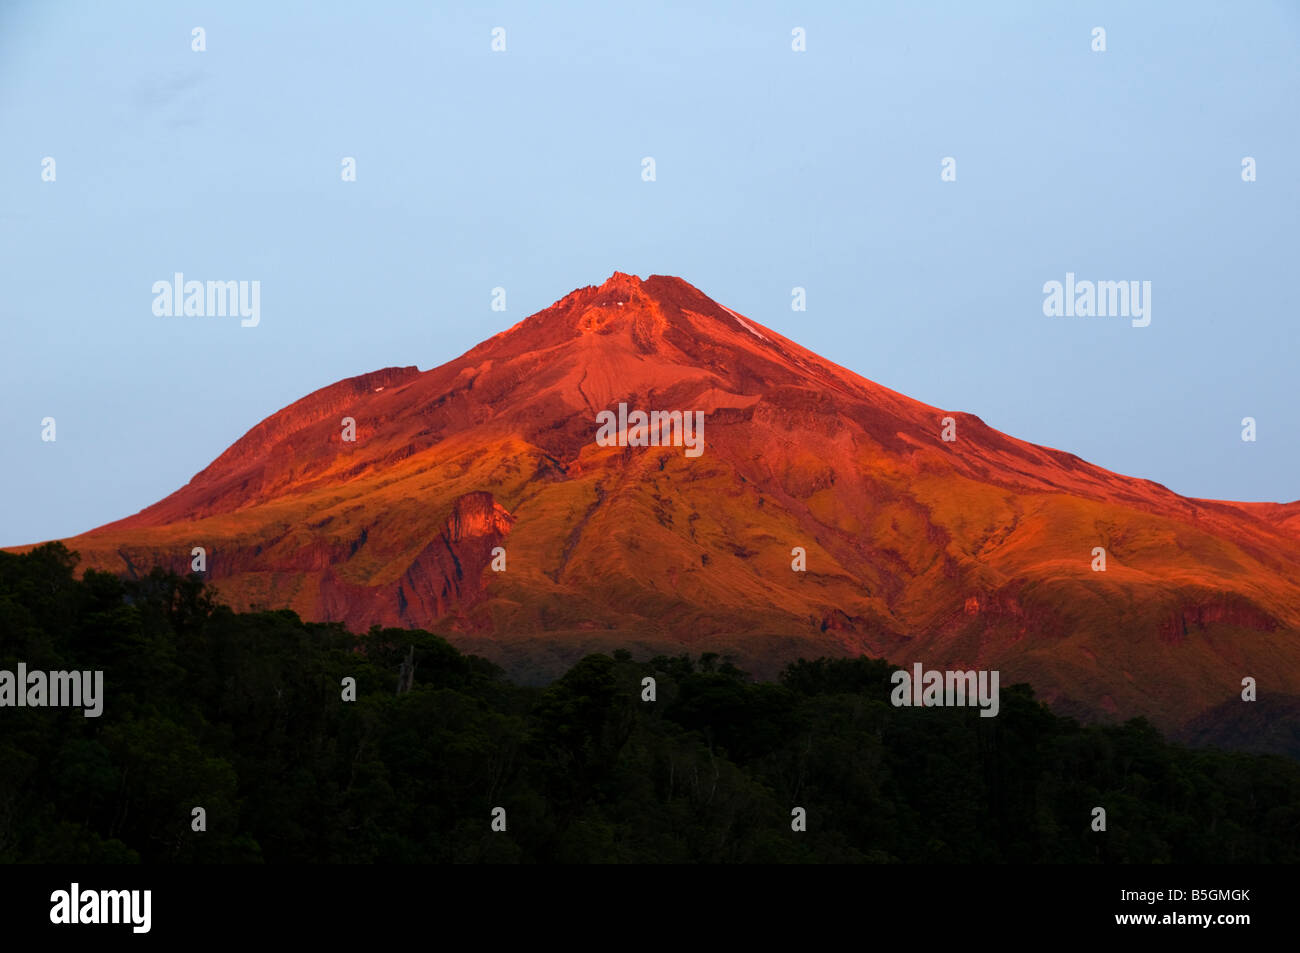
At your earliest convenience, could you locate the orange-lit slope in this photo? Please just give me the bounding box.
[36,273,1300,729]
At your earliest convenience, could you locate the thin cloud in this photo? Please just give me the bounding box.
[132,70,207,120]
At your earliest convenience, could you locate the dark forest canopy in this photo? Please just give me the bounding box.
[1,543,1297,864]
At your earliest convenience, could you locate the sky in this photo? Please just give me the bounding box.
[2,0,1297,546]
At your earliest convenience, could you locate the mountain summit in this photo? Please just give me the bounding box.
[37,274,1300,730]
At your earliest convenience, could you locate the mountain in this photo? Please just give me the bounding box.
[25,272,1300,732]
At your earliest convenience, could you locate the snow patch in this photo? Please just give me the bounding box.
[720,305,768,341]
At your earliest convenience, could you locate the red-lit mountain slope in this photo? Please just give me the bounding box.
[33,273,1300,730]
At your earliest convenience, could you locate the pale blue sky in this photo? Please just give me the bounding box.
[2,1,1297,546]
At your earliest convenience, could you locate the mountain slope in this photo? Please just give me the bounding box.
[29,272,1300,731]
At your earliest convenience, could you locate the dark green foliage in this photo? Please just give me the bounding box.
[1,543,1298,863]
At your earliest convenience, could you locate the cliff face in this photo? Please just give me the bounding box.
[29,272,1300,730]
